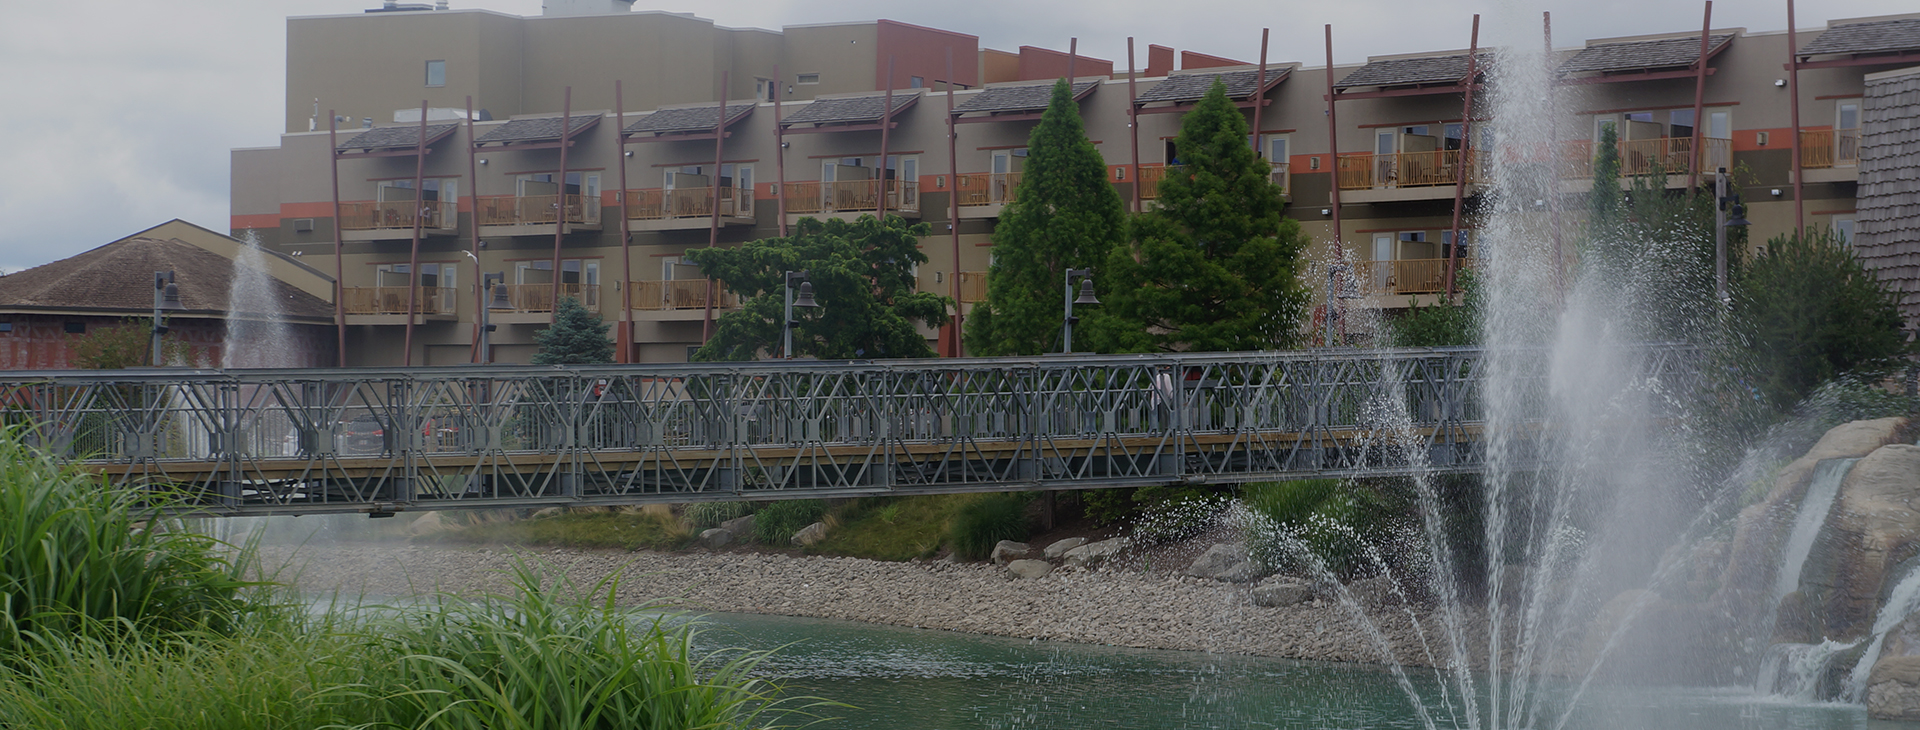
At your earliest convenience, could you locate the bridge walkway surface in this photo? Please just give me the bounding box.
[0,347,1696,517]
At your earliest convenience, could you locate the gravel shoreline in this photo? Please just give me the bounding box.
[262,543,1454,667]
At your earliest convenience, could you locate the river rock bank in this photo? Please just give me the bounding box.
[262,542,1455,667]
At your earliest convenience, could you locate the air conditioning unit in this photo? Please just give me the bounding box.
[293,218,316,232]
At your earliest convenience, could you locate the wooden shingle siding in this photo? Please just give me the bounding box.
[1857,67,1920,321]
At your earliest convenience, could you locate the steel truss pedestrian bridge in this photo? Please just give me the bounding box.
[0,347,1696,517]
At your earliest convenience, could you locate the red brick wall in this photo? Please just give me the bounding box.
[876,20,979,90]
[0,314,335,370]
[1017,46,1114,81]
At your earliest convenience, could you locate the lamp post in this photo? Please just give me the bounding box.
[480,272,511,364]
[1714,166,1751,304]
[783,270,819,359]
[1062,268,1098,354]
[151,271,182,366]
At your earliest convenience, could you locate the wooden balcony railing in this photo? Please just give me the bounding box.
[780,180,920,215]
[1270,162,1291,196]
[1355,258,1472,296]
[628,280,739,311]
[338,201,457,231]
[958,271,988,303]
[621,186,753,221]
[341,286,458,315]
[954,172,1022,207]
[1799,128,1861,169]
[500,283,599,313]
[475,194,601,227]
[1337,150,1488,191]
[1553,137,1731,179]
[1137,165,1176,200]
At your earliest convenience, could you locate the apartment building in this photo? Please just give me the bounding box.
[230,3,1920,366]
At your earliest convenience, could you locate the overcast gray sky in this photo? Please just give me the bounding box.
[0,0,1911,273]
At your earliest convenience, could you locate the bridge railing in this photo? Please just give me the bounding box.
[0,346,1699,515]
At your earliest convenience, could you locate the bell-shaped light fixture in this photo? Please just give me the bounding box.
[488,282,514,310]
[1073,278,1100,305]
[792,281,821,308]
[158,282,184,311]
[1725,198,1751,228]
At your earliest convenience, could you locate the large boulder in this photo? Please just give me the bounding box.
[1713,418,1908,631]
[1043,537,1087,559]
[1183,543,1265,583]
[1868,656,1920,721]
[1007,559,1053,579]
[991,540,1030,566]
[698,527,733,549]
[1063,538,1128,569]
[790,522,828,547]
[1798,444,1920,640]
[720,514,756,539]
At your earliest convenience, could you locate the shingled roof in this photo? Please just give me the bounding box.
[953,81,1097,115]
[623,103,755,135]
[336,123,460,152]
[1557,34,1734,75]
[1137,68,1286,104]
[1799,18,1920,57]
[474,114,602,145]
[0,237,333,322]
[1334,53,1491,89]
[780,93,919,126]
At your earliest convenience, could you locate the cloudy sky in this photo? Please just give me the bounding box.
[0,0,1910,273]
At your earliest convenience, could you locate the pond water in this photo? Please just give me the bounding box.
[697,612,1897,730]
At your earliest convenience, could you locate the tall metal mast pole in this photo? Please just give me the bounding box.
[402,99,429,367]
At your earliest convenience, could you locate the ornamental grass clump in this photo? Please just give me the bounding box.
[0,426,259,650]
[947,493,1031,561]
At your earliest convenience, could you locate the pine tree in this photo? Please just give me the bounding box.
[1100,80,1310,352]
[686,215,949,361]
[531,296,614,364]
[1732,228,1909,409]
[964,79,1128,356]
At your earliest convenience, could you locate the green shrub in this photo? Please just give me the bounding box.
[686,500,754,529]
[1732,228,1910,410]
[1242,479,1408,579]
[755,500,827,544]
[433,509,693,551]
[808,495,965,560]
[0,426,261,650]
[948,493,1031,561]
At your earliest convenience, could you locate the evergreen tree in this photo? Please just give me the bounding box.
[686,215,948,361]
[965,79,1128,356]
[1100,80,1311,352]
[1731,228,1909,409]
[531,296,614,365]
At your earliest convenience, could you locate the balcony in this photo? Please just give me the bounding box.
[1270,162,1291,197]
[501,283,600,312]
[628,279,740,321]
[475,194,602,236]
[1138,165,1175,200]
[336,201,457,241]
[783,180,920,220]
[1799,128,1861,184]
[341,286,458,324]
[621,187,754,232]
[1554,138,1732,188]
[918,271,988,303]
[1337,150,1489,202]
[954,173,1021,218]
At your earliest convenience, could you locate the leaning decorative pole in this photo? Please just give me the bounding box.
[1127,37,1142,214]
[1443,15,1480,299]
[402,99,430,367]
[1688,1,1713,190]
[1544,11,1567,297]
[703,72,729,342]
[774,63,788,238]
[150,271,181,367]
[945,48,963,357]
[1324,25,1344,259]
[1252,29,1269,156]
[327,109,346,367]
[548,87,573,320]
[1061,268,1097,354]
[1787,0,1806,233]
[877,59,895,221]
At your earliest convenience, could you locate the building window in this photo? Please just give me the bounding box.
[1835,216,1857,248]
[755,78,775,102]
[425,60,446,88]
[797,73,820,85]
[910,76,925,88]
[64,322,85,334]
